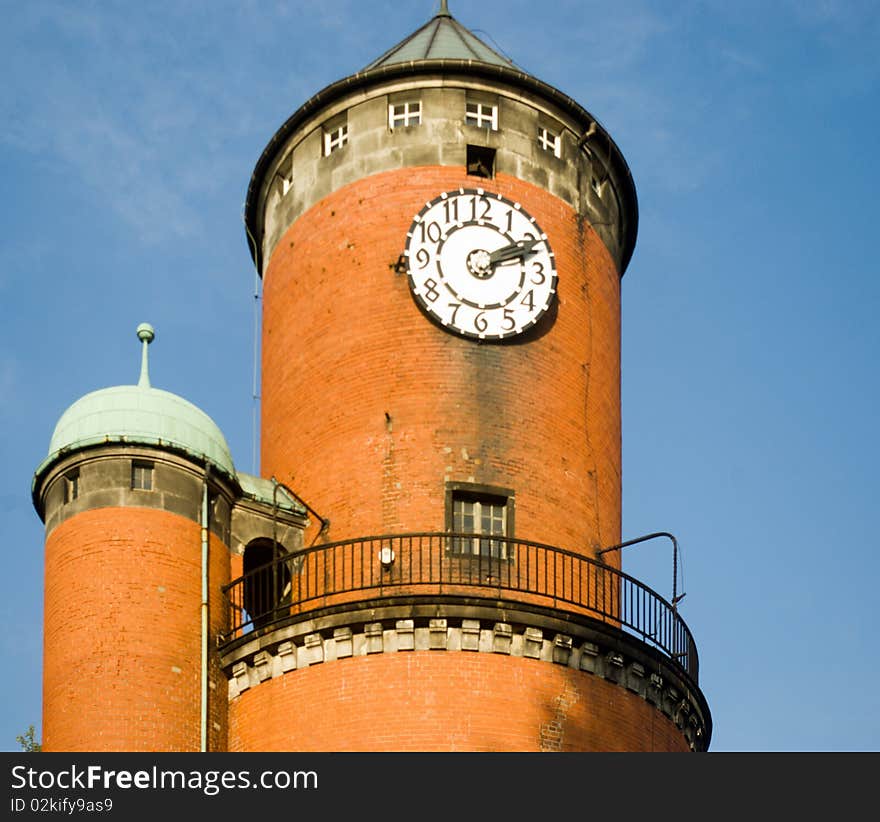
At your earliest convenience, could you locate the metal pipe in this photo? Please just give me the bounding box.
[200,467,210,752]
[272,476,330,545]
[596,531,685,610]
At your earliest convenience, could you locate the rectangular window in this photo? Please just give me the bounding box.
[537,126,561,158]
[389,101,421,128]
[447,484,513,559]
[323,123,349,156]
[131,461,153,491]
[64,469,79,503]
[465,101,498,130]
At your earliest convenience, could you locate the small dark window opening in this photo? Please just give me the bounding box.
[64,469,79,503]
[242,539,291,630]
[131,461,153,491]
[467,145,496,179]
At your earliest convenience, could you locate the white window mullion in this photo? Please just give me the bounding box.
[389,101,421,128]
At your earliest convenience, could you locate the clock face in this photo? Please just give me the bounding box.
[404,188,557,340]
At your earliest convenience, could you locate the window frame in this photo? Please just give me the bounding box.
[389,100,422,129]
[323,122,349,156]
[445,482,515,560]
[131,460,153,491]
[465,101,499,131]
[537,125,562,158]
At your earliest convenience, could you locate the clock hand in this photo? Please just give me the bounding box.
[488,238,541,265]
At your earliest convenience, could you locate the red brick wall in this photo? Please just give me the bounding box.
[228,653,687,752]
[42,507,229,752]
[261,167,621,558]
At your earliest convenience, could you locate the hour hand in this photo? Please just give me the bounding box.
[489,238,541,265]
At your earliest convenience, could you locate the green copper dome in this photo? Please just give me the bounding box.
[33,324,236,484]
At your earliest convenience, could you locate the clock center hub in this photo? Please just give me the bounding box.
[466,249,493,279]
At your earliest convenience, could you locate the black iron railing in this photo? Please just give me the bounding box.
[220,532,699,680]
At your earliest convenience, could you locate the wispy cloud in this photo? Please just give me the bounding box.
[1,2,336,245]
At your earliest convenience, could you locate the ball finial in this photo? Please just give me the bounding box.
[137,322,155,344]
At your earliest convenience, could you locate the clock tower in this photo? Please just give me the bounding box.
[225,3,711,752]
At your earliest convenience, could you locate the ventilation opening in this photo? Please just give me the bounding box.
[467,145,496,179]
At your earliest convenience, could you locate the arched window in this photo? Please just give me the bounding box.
[242,539,291,630]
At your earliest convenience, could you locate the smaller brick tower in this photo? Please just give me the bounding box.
[32,325,308,751]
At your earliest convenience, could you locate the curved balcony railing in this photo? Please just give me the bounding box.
[220,532,699,681]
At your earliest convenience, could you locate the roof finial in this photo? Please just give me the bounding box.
[437,0,451,17]
[136,322,155,388]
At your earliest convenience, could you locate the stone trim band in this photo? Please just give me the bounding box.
[226,616,708,751]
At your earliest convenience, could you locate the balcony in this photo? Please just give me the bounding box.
[220,531,700,683]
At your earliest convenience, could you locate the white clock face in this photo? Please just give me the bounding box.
[405,188,557,340]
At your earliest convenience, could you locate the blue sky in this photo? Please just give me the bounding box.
[2,0,878,752]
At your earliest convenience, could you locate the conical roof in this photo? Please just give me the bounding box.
[363,2,515,70]
[243,2,639,276]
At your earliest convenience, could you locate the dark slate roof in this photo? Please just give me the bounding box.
[362,2,515,71]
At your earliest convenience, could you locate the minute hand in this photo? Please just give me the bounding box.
[489,238,541,265]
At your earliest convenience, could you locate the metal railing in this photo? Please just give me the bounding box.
[220,532,699,680]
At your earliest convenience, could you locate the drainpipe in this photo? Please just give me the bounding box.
[200,466,210,752]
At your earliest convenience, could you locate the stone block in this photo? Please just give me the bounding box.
[232,661,250,694]
[396,619,415,651]
[493,622,512,654]
[626,662,645,693]
[461,619,481,651]
[429,618,448,650]
[523,627,543,659]
[303,633,324,666]
[334,627,353,659]
[277,641,297,673]
[578,641,600,674]
[253,651,273,682]
[366,622,384,654]
[552,634,573,665]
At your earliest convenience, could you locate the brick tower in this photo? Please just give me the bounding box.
[227,3,711,751]
[32,326,307,751]
[33,4,711,752]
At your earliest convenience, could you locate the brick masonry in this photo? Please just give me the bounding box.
[224,616,707,752]
[228,649,690,752]
[261,166,622,556]
[42,507,230,752]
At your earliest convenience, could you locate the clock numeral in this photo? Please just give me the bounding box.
[470,196,492,222]
[443,198,459,225]
[474,312,488,333]
[531,261,545,285]
[505,209,514,233]
[502,308,516,331]
[424,278,440,302]
[415,248,430,269]
[520,290,535,311]
[447,302,461,325]
[419,220,443,244]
